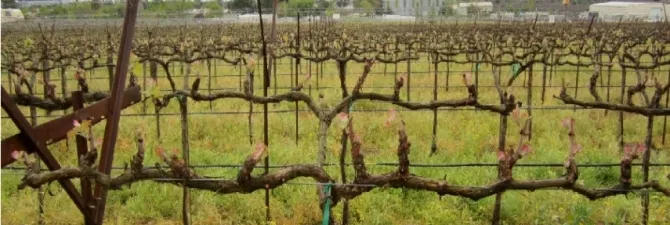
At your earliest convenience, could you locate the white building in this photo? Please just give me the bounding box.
[453,2,493,16]
[589,2,669,22]
[386,0,449,16]
[2,9,25,23]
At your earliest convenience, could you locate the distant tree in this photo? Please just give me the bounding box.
[336,0,350,7]
[289,0,314,15]
[325,5,335,16]
[429,7,437,17]
[360,0,374,15]
[439,5,455,16]
[91,0,101,10]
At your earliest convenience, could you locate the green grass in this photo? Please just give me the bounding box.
[2,55,670,224]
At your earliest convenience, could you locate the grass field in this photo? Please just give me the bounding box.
[2,55,670,225]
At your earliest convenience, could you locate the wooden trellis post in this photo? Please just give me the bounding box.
[431,52,439,156]
[182,62,192,224]
[93,2,141,223]
[73,91,94,225]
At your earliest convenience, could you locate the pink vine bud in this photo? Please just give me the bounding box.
[384,108,398,127]
[462,72,473,86]
[497,151,507,161]
[11,150,22,160]
[520,143,532,156]
[252,143,268,161]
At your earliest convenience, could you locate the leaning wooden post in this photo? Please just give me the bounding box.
[92,2,140,223]
[445,55,451,92]
[431,52,439,156]
[151,61,161,139]
[573,54,580,112]
[619,58,627,149]
[106,36,115,91]
[541,59,548,103]
[6,67,13,94]
[60,64,68,115]
[492,111,508,225]
[605,57,613,116]
[641,114,653,225]
[255,0,272,222]
[664,67,670,145]
[209,58,214,111]
[406,51,411,101]
[527,62,533,140]
[32,62,45,225]
[142,61,147,115]
[295,13,301,144]
[73,91,94,225]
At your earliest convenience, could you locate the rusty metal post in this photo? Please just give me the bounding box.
[93,1,140,224]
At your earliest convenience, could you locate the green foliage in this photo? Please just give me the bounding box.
[1,0,17,8]
[428,7,437,17]
[354,0,382,14]
[277,0,314,17]
[203,1,222,11]
[290,0,315,14]
[91,0,101,11]
[359,0,374,15]
[325,5,336,17]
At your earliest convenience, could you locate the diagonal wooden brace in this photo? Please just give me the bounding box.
[1,86,141,167]
[1,87,96,224]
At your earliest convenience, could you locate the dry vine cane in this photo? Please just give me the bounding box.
[556,65,670,116]
[14,116,670,222]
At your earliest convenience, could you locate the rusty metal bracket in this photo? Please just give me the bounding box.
[1,87,95,224]
[1,86,141,167]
